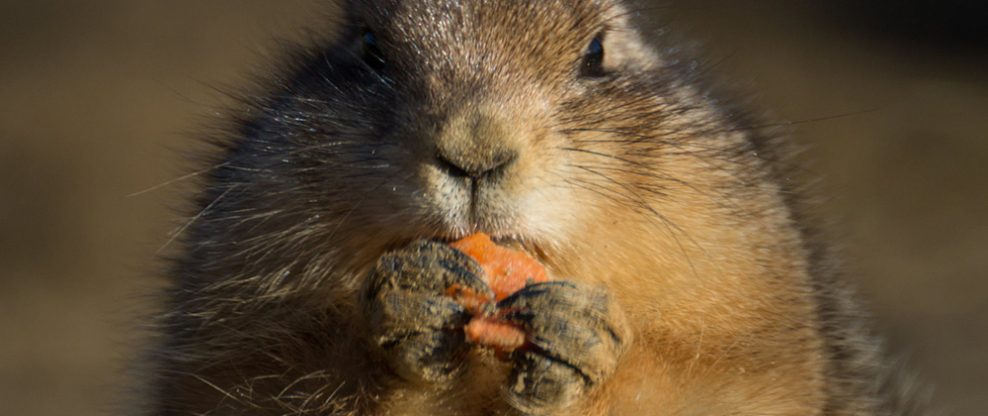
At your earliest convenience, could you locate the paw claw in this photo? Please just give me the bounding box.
[506,352,587,416]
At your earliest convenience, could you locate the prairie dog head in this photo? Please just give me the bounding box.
[227,0,744,270]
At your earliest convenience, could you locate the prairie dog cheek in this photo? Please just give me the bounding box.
[516,175,589,246]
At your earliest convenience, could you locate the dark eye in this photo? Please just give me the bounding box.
[361,29,386,70]
[581,34,606,78]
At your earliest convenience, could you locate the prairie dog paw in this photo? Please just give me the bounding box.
[499,281,630,415]
[364,240,492,384]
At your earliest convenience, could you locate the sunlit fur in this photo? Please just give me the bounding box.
[139,0,929,415]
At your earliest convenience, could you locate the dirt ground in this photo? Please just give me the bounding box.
[0,1,985,415]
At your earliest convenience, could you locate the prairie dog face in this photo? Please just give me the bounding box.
[243,0,690,256]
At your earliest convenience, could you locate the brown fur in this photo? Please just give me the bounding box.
[138,1,929,415]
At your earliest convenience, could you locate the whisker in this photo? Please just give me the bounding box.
[158,185,240,254]
[573,165,705,278]
[707,108,880,135]
[128,162,231,197]
[556,146,656,168]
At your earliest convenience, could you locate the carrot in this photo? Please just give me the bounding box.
[447,233,550,356]
[464,317,527,355]
[450,233,549,301]
[444,284,490,316]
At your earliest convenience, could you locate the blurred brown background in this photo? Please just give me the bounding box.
[0,1,985,415]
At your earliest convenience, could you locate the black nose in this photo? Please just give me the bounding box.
[436,147,517,179]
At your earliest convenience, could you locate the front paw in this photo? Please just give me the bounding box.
[364,240,493,384]
[499,281,630,415]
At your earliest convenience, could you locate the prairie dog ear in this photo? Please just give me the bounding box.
[340,0,389,27]
[598,4,663,71]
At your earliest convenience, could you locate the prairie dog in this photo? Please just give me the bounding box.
[142,0,927,415]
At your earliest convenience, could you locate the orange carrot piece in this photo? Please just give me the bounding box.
[444,284,491,316]
[447,233,548,357]
[450,233,549,301]
[464,317,527,354]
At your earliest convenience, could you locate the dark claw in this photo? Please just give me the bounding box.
[507,351,586,416]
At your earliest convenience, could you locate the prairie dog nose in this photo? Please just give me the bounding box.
[435,111,519,179]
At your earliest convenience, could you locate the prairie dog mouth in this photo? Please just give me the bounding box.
[443,232,550,266]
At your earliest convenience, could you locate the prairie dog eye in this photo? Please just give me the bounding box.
[581,33,606,78]
[361,29,385,70]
